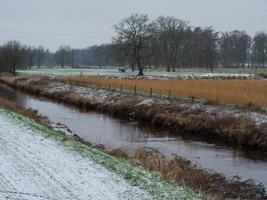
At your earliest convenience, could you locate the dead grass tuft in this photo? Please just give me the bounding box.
[108,148,267,200]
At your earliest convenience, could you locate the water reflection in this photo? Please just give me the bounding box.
[0,84,267,187]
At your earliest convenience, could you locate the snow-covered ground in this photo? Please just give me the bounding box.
[17,68,254,79]
[0,110,198,200]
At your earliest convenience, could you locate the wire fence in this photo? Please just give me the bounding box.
[65,78,174,100]
[61,75,267,108]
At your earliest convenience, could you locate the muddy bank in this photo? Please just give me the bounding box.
[1,75,267,152]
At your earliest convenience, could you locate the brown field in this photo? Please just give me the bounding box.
[62,76,267,108]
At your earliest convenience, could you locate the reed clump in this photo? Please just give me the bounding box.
[108,148,266,200]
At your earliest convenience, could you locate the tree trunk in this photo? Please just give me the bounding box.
[131,61,135,72]
[12,65,16,75]
[172,64,175,72]
[137,59,144,76]
[210,66,214,73]
[138,67,144,76]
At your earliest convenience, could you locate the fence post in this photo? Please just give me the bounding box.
[120,84,123,93]
[150,88,152,98]
[216,96,219,104]
[168,90,171,100]
[134,85,137,95]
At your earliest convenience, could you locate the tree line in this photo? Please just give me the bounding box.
[0,13,267,75]
[106,14,267,75]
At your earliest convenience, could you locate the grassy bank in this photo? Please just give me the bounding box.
[0,108,200,200]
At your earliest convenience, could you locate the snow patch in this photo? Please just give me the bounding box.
[0,112,152,200]
[137,98,155,106]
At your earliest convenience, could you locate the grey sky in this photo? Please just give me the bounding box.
[0,0,266,51]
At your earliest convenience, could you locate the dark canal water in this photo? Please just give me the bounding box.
[0,84,266,187]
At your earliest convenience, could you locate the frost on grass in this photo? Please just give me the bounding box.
[0,110,200,200]
[17,68,254,79]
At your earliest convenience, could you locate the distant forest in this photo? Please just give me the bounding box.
[1,14,267,75]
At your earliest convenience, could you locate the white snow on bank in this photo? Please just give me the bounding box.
[17,68,255,79]
[137,98,155,106]
[0,112,152,200]
[179,102,267,126]
[73,86,125,103]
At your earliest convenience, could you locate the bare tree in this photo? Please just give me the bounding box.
[152,16,189,72]
[200,27,218,72]
[1,41,27,75]
[253,32,267,69]
[219,31,250,68]
[114,13,153,76]
[36,46,45,68]
[70,49,75,68]
[55,45,71,68]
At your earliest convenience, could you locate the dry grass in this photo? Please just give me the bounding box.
[63,76,267,108]
[0,97,50,125]
[108,148,266,200]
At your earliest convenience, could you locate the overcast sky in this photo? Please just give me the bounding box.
[0,0,266,51]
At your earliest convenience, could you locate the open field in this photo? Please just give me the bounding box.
[64,76,267,108]
[16,67,267,78]
[0,109,199,200]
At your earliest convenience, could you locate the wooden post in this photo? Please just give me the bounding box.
[168,90,171,100]
[109,83,111,90]
[150,88,152,98]
[134,85,137,95]
[120,84,123,93]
